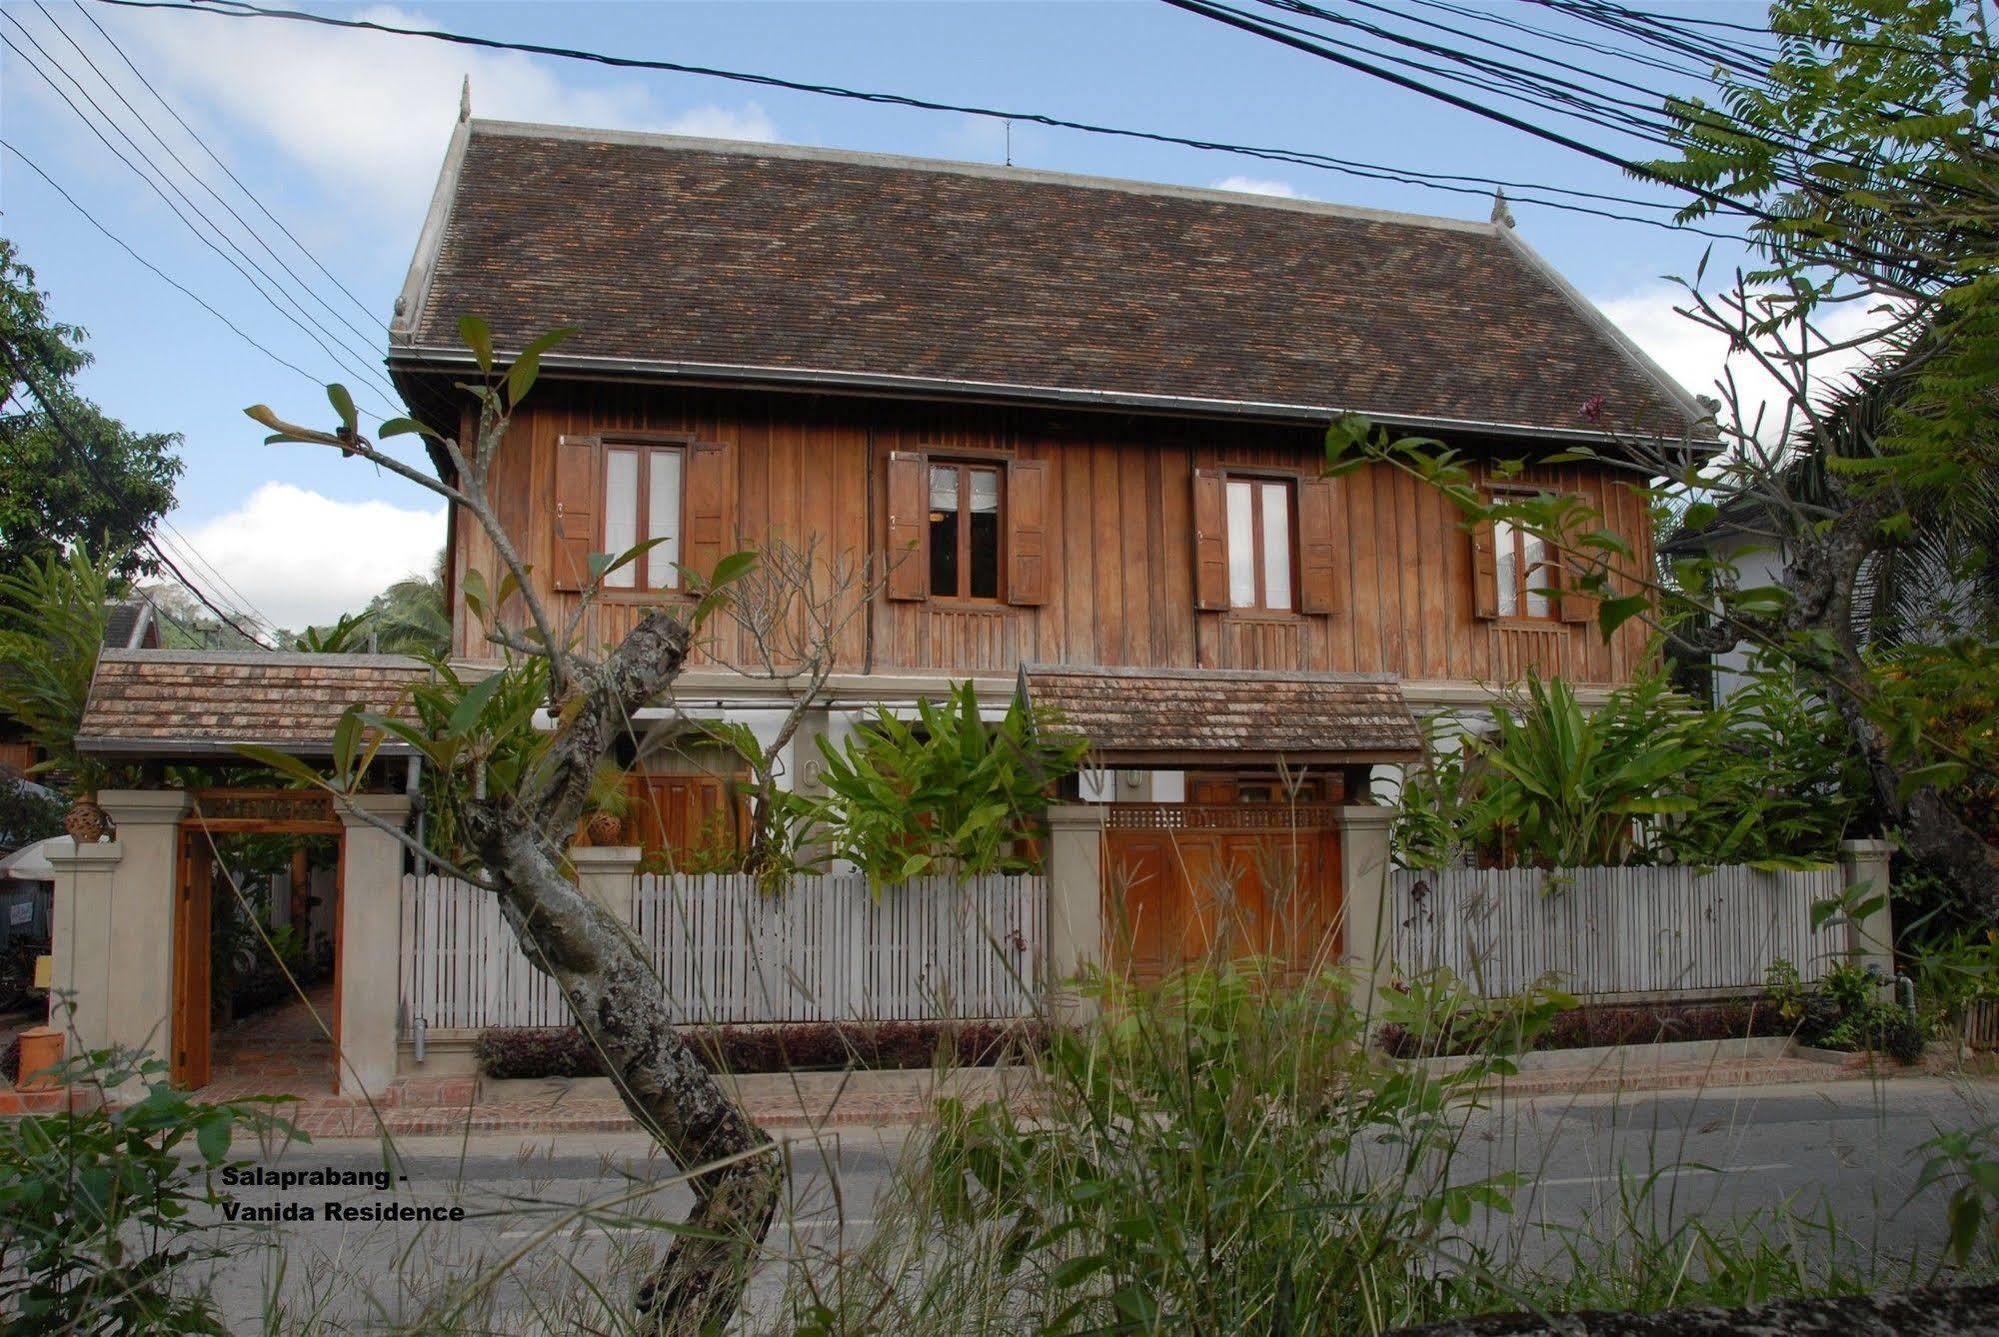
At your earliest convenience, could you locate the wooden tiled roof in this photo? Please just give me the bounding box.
[76,651,428,758]
[1023,665,1422,763]
[393,122,1703,440]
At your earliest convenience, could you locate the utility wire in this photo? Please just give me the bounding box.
[36,1,391,363]
[1161,0,1950,279]
[0,16,403,413]
[0,141,329,390]
[68,0,385,333]
[1,345,276,647]
[85,0,1752,240]
[61,0,468,437]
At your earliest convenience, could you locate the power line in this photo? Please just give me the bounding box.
[0,14,404,413]
[36,0,391,366]
[0,345,276,647]
[68,0,385,334]
[0,140,329,389]
[55,0,469,440]
[1160,0,1958,282]
[147,522,275,633]
[86,0,1752,240]
[67,0,475,437]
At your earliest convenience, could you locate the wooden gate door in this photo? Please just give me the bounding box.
[171,830,213,1089]
[1103,804,1343,982]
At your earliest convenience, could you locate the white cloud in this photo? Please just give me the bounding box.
[1594,284,1885,443]
[663,104,779,144]
[106,4,778,227]
[1210,175,1303,199]
[176,483,445,632]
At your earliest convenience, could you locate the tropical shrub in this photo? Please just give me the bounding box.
[0,772,63,855]
[1657,652,1861,868]
[782,683,1087,890]
[1395,661,1861,870]
[1765,960,1926,1064]
[0,1046,300,1332]
[786,960,1563,1334]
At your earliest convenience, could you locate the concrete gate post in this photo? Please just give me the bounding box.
[571,846,642,924]
[1335,804,1396,1024]
[1837,838,1896,977]
[1044,804,1107,1024]
[337,794,411,1099]
[47,790,189,1097]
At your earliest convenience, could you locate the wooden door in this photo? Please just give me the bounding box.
[1103,805,1343,983]
[171,830,213,1090]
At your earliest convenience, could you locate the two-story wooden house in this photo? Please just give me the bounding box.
[385,114,1700,966]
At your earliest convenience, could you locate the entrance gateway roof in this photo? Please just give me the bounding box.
[75,650,427,760]
[1019,665,1423,767]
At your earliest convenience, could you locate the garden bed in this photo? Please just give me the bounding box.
[477,1018,1048,1080]
[1376,998,1793,1060]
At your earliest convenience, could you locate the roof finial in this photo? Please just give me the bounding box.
[1490,186,1515,229]
[459,75,472,124]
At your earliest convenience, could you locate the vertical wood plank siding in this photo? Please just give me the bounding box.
[400,871,1046,1030]
[1384,865,1847,1000]
[453,384,1656,685]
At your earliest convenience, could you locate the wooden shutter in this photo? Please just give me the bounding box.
[1557,545,1593,624]
[552,435,598,592]
[683,441,730,586]
[1006,457,1050,606]
[1192,468,1228,611]
[1296,475,1345,615]
[886,451,927,602]
[1470,487,1500,621]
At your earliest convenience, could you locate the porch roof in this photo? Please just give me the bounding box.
[1020,665,1424,766]
[76,650,428,760]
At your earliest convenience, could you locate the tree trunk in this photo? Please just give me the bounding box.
[1392,1282,1999,1334]
[464,610,784,1332]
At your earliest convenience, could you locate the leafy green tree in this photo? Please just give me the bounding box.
[0,544,123,799]
[361,550,450,656]
[0,240,181,585]
[1345,0,1999,916]
[247,320,782,1333]
[290,552,448,657]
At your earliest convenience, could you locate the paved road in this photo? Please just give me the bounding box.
[196,1075,1998,1330]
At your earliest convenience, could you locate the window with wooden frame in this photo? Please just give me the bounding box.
[552,434,731,594]
[601,443,683,591]
[1225,476,1295,612]
[928,460,1004,601]
[884,450,1050,607]
[1192,469,1343,615]
[1471,487,1589,625]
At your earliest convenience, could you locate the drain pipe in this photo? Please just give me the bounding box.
[403,756,428,1065]
[405,754,426,878]
[1897,973,1917,1019]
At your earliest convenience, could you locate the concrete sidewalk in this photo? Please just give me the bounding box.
[282,1066,1029,1138]
[280,1042,1907,1139]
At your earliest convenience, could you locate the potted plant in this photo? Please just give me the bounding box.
[583,760,633,847]
[60,759,111,843]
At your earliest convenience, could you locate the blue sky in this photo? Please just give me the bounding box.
[3,0,1775,629]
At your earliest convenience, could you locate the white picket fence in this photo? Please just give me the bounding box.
[399,871,1045,1032]
[1385,864,1847,999]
